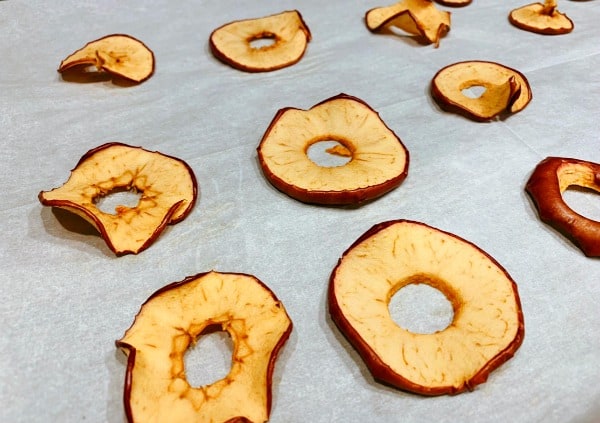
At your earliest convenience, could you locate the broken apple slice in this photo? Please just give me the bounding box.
[116,271,292,423]
[329,220,525,395]
[509,0,574,35]
[257,93,409,205]
[526,157,600,257]
[431,60,532,121]
[39,142,197,255]
[209,10,311,72]
[58,34,155,83]
[365,0,451,47]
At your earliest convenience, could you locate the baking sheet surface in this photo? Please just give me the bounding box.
[1,1,599,422]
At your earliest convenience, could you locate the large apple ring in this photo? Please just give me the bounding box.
[329,220,525,395]
[39,142,197,255]
[431,60,532,121]
[526,156,600,257]
[209,10,311,72]
[257,94,409,205]
[116,271,292,423]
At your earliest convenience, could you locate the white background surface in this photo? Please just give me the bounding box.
[1,1,599,422]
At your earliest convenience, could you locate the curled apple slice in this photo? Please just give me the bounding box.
[366,0,451,47]
[39,142,197,255]
[509,0,574,35]
[116,271,292,423]
[58,34,155,83]
[526,157,600,257]
[329,220,525,395]
[431,60,532,121]
[257,94,409,205]
[209,10,311,72]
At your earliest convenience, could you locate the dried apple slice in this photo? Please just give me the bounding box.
[509,0,574,35]
[434,0,472,7]
[431,60,532,121]
[526,157,600,257]
[116,271,292,423]
[209,10,311,72]
[39,142,197,255]
[257,94,409,205]
[329,220,525,395]
[365,0,451,47]
[58,34,155,83]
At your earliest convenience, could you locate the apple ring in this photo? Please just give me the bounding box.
[509,0,574,35]
[116,271,292,423]
[257,94,409,205]
[209,10,311,72]
[526,156,600,257]
[431,60,532,121]
[329,220,525,395]
[39,142,197,255]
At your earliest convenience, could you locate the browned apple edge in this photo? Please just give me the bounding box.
[328,219,525,395]
[525,157,600,257]
[508,3,574,35]
[37,142,198,256]
[115,271,293,423]
[435,0,472,7]
[257,93,410,205]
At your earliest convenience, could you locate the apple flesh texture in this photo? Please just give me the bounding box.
[431,61,531,121]
[509,2,574,35]
[116,272,292,423]
[58,34,155,83]
[38,143,197,255]
[257,94,409,205]
[329,220,524,395]
[209,10,311,72]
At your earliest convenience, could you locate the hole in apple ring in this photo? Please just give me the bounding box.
[184,324,234,388]
[307,140,353,168]
[461,85,487,99]
[562,185,600,221]
[94,187,143,215]
[389,280,455,334]
[249,33,278,49]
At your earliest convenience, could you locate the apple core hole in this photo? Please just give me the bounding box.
[562,185,600,221]
[184,326,233,388]
[389,283,454,334]
[95,188,142,214]
[307,140,352,167]
[461,85,487,99]
[249,34,277,49]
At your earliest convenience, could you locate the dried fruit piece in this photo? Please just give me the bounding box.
[209,10,311,72]
[509,0,574,35]
[329,220,525,395]
[257,94,409,205]
[434,0,472,7]
[366,0,451,47]
[116,271,292,423]
[58,34,155,83]
[526,157,600,257]
[431,60,532,121]
[39,143,197,255]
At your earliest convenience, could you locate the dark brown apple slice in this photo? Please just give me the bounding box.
[58,34,155,83]
[116,271,292,423]
[329,220,525,395]
[525,156,600,257]
[257,94,409,205]
[431,60,532,121]
[209,10,311,72]
[509,0,574,35]
[366,0,451,47]
[38,142,197,255]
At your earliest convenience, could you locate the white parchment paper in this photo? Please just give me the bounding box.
[1,1,599,422]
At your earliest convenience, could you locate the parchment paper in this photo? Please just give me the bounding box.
[1,1,599,422]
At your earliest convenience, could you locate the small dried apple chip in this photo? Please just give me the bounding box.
[39,142,197,255]
[58,34,155,83]
[366,0,451,47]
[209,10,311,72]
[509,0,574,35]
[434,0,472,7]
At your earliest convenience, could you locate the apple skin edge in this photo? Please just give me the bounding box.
[525,157,600,257]
[115,272,293,423]
[328,219,525,396]
[38,142,198,256]
[257,93,410,205]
